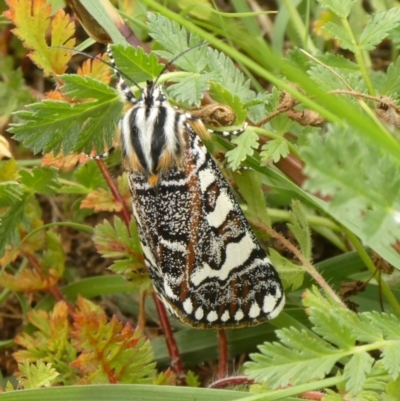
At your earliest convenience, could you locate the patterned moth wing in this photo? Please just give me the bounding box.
[112,47,285,328]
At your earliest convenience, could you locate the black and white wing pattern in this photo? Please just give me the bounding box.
[106,44,285,328]
[128,125,284,328]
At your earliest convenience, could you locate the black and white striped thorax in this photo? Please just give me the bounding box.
[108,44,285,328]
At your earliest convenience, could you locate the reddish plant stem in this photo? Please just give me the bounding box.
[217,329,228,379]
[209,375,253,389]
[96,159,131,226]
[153,293,186,385]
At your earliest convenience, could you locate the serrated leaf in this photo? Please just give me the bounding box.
[9,75,122,155]
[73,161,106,191]
[0,231,64,291]
[382,56,400,95]
[0,181,23,206]
[17,361,60,389]
[19,167,60,195]
[268,248,304,291]
[168,73,215,106]
[344,352,374,396]
[71,296,156,384]
[318,0,357,18]
[206,48,253,100]
[93,217,145,279]
[300,124,400,270]
[110,44,164,83]
[14,301,77,383]
[245,327,339,388]
[81,188,120,212]
[382,342,400,380]
[4,0,75,75]
[260,139,290,164]
[359,8,400,51]
[225,129,259,170]
[323,21,354,51]
[209,82,247,124]
[78,54,112,84]
[363,312,400,341]
[288,200,312,260]
[147,13,207,73]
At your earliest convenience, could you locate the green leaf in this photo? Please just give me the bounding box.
[300,124,400,270]
[316,53,358,71]
[0,384,245,401]
[233,170,271,243]
[19,167,60,195]
[93,217,146,280]
[9,75,122,155]
[0,57,32,127]
[73,161,107,191]
[225,129,259,170]
[260,139,290,164]
[322,21,354,51]
[317,0,357,18]
[287,200,312,260]
[18,361,60,389]
[206,48,252,100]
[268,248,304,291]
[0,181,23,206]
[147,13,207,73]
[381,56,400,95]
[343,352,374,395]
[245,327,339,388]
[168,73,215,106]
[359,8,400,51]
[382,342,400,380]
[0,197,28,258]
[110,44,164,83]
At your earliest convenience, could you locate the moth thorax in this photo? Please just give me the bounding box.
[120,103,186,186]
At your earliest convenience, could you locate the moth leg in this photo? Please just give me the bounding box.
[207,122,247,137]
[84,146,116,160]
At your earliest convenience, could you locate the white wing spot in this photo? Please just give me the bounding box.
[234,309,244,321]
[249,302,261,318]
[206,311,218,322]
[263,294,277,313]
[221,310,230,322]
[195,306,204,320]
[183,298,193,314]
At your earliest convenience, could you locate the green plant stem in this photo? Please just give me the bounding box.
[340,18,375,95]
[344,228,400,314]
[281,0,317,54]
[267,208,341,231]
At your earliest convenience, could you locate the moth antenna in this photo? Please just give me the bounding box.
[106,44,139,104]
[151,42,209,92]
[53,45,142,94]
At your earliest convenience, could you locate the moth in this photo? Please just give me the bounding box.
[98,44,285,328]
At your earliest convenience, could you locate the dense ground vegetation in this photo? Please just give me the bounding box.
[1,0,400,400]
